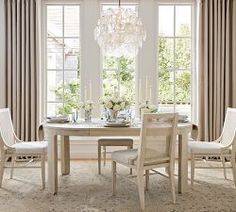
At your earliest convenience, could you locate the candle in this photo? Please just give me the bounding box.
[149,86,152,103]
[89,80,92,100]
[84,85,87,101]
[139,79,142,103]
[145,76,149,101]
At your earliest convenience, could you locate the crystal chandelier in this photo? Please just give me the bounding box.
[94,0,146,57]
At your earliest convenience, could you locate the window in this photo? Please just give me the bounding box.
[102,4,136,106]
[157,3,194,119]
[45,4,80,116]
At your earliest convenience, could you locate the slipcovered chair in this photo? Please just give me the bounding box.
[0,108,47,189]
[188,108,236,187]
[111,113,178,210]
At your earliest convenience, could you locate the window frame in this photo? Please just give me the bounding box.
[41,0,82,117]
[156,0,197,122]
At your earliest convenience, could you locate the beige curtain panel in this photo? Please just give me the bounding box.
[5,0,39,141]
[198,0,236,141]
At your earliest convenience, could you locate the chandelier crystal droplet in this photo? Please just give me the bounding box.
[94,6,146,57]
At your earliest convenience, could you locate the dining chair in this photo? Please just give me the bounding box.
[111,113,178,210]
[0,108,47,189]
[188,108,236,187]
[97,137,133,174]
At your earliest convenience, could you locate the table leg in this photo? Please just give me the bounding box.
[61,136,70,175]
[48,134,58,194]
[178,133,188,193]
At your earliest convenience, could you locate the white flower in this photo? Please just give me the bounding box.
[112,97,118,103]
[121,102,126,109]
[113,104,121,111]
[105,101,113,109]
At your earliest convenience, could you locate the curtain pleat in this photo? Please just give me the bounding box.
[5,0,38,141]
[199,0,236,141]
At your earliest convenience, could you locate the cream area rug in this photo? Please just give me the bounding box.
[0,160,236,212]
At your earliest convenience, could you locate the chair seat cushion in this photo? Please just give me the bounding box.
[188,141,228,154]
[112,149,138,165]
[6,141,48,154]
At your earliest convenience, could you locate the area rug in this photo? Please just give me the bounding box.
[0,160,236,212]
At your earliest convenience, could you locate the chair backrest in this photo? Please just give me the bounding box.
[0,108,16,147]
[137,113,178,168]
[220,108,236,147]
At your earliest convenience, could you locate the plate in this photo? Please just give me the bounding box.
[47,119,70,123]
[104,121,130,127]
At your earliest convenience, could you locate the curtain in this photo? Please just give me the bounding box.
[5,0,39,141]
[198,0,236,141]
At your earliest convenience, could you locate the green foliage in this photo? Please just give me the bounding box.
[53,78,80,115]
[159,24,191,104]
[103,56,135,104]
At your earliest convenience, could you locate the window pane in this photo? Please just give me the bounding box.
[158,70,174,104]
[47,38,63,69]
[47,6,63,37]
[46,5,80,116]
[158,6,174,36]
[120,70,135,104]
[64,71,80,114]
[175,70,191,104]
[176,6,191,36]
[64,6,80,37]
[175,38,191,69]
[158,38,174,69]
[47,71,63,102]
[47,103,63,116]
[103,71,119,96]
[103,56,119,69]
[64,39,80,69]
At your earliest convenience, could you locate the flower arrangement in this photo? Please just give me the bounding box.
[80,100,94,122]
[139,101,158,113]
[101,95,130,121]
[100,95,130,111]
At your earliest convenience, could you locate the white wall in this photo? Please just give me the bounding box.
[0,0,6,108]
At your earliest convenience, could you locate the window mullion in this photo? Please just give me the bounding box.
[173,5,176,113]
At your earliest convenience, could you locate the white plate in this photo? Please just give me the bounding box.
[104,122,130,127]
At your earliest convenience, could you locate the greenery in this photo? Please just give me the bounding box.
[158,24,191,104]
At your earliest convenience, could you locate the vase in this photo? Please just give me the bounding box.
[72,109,79,123]
[85,109,92,122]
[109,109,118,121]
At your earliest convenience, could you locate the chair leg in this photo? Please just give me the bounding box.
[10,155,15,179]
[137,170,145,211]
[0,156,5,187]
[221,156,227,179]
[145,170,149,191]
[230,155,236,187]
[191,153,195,187]
[112,161,116,195]
[169,164,176,204]
[103,146,106,166]
[41,154,46,189]
[98,144,101,175]
[127,146,132,175]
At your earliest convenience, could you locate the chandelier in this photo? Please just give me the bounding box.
[94,0,146,57]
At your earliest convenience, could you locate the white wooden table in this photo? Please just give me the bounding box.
[44,121,192,194]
